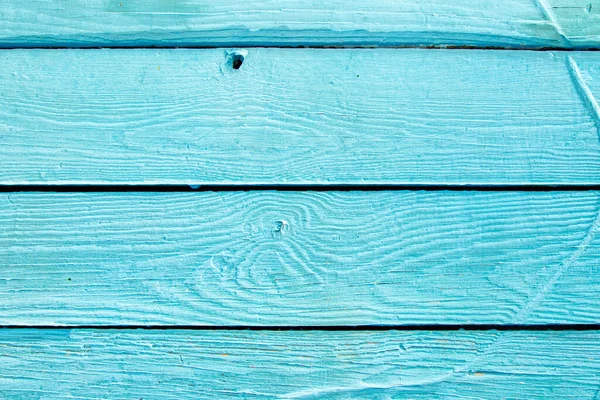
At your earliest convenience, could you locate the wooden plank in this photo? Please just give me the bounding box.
[1,49,600,185]
[2,191,599,326]
[1,329,599,398]
[0,0,599,48]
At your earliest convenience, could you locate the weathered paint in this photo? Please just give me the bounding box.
[1,49,600,185]
[2,2,599,396]
[2,191,599,326]
[0,0,598,48]
[1,329,599,399]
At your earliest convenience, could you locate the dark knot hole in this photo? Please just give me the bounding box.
[231,54,244,70]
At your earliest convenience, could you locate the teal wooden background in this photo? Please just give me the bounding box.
[2,0,599,48]
[1,1,600,398]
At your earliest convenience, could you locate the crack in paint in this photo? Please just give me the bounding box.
[535,0,571,46]
[567,55,600,140]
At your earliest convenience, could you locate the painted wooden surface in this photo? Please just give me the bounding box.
[1,329,600,399]
[3,3,599,396]
[1,49,600,185]
[0,1,599,48]
[2,191,599,326]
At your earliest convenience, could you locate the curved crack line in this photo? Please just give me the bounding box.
[281,368,486,399]
[286,189,600,397]
[567,55,600,139]
[284,197,600,399]
[535,0,572,46]
[425,192,600,394]
[282,333,511,399]
[513,198,600,322]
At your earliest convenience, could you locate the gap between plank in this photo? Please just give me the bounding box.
[2,324,599,331]
[0,45,598,51]
[2,184,600,192]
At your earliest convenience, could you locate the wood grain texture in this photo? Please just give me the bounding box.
[1,329,600,399]
[0,0,599,48]
[2,191,600,326]
[1,49,600,185]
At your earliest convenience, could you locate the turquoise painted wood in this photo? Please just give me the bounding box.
[2,191,599,326]
[2,1,599,396]
[1,329,599,399]
[0,0,599,48]
[1,49,600,185]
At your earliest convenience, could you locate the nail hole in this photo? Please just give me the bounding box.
[231,54,244,70]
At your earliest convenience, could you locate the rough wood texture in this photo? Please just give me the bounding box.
[1,49,600,185]
[2,191,599,326]
[0,0,599,48]
[1,329,599,398]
